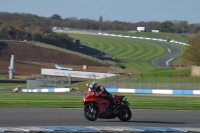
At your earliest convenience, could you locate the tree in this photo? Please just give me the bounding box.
[99,15,103,23]
[11,20,26,30]
[98,15,103,30]
[50,14,62,20]
[183,33,200,65]
[158,21,174,32]
[35,26,44,34]
[31,32,42,41]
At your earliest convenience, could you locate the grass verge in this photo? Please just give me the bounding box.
[67,33,169,73]
[0,92,200,110]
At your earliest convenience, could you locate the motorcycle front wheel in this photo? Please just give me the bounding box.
[83,104,99,121]
[117,106,132,121]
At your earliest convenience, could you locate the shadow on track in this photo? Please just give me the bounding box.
[96,120,185,124]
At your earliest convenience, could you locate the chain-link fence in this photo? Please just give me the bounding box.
[35,75,200,90]
[95,75,200,90]
[26,76,71,89]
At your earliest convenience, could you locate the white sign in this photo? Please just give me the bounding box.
[151,30,159,33]
[137,27,145,31]
[41,69,116,79]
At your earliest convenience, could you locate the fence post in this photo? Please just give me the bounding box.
[128,73,131,88]
[154,75,157,89]
[141,74,143,89]
[170,75,172,89]
[186,75,188,89]
[147,77,150,89]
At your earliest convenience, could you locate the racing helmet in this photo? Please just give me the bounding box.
[89,82,98,91]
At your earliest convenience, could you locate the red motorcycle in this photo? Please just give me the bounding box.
[82,90,132,121]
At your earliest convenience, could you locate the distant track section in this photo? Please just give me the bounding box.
[55,30,185,68]
[152,41,183,68]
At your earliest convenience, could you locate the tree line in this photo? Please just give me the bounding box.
[0,12,200,33]
[0,12,79,50]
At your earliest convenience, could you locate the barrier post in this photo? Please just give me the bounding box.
[186,75,188,89]
[154,75,157,89]
[170,75,172,89]
[141,74,143,89]
[128,73,131,88]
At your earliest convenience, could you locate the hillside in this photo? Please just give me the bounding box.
[0,41,123,76]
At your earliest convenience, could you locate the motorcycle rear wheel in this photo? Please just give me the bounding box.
[83,104,99,121]
[117,106,132,121]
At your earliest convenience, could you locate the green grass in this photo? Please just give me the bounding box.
[0,92,199,110]
[66,32,195,78]
[67,33,170,73]
[143,68,191,77]
[129,68,197,84]
[105,31,191,68]
[0,83,26,89]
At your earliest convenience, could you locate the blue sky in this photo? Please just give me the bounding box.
[0,0,199,23]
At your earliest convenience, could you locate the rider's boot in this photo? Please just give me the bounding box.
[112,103,118,114]
[113,108,118,114]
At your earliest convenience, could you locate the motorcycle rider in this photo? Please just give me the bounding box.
[89,82,116,106]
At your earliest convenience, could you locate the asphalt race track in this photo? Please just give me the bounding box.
[0,108,199,127]
[152,41,183,68]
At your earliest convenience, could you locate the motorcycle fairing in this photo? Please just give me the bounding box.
[83,91,110,114]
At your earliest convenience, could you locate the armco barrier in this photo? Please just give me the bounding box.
[22,88,70,92]
[103,88,200,95]
[98,32,188,46]
[22,88,200,94]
